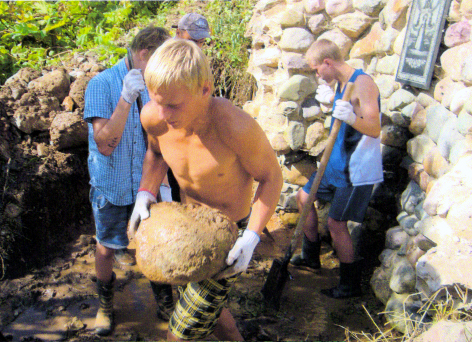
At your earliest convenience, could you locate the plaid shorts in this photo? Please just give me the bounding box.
[168,275,238,340]
[168,213,249,339]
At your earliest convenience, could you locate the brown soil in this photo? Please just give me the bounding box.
[0,214,385,341]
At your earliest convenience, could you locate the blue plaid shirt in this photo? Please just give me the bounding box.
[84,59,150,206]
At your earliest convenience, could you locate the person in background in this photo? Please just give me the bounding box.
[83,26,171,336]
[289,39,383,298]
[129,39,283,341]
[173,12,211,48]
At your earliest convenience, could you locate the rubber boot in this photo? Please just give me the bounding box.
[150,281,174,321]
[290,234,321,270]
[321,260,362,299]
[95,272,115,336]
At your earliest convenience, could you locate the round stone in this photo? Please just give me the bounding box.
[135,202,239,285]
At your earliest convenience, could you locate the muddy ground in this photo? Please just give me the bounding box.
[0,213,387,342]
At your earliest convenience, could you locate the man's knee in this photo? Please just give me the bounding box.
[166,330,180,341]
[296,188,315,207]
[96,243,114,258]
[327,217,348,234]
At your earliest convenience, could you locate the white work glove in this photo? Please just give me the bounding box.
[121,69,145,104]
[333,99,357,126]
[214,229,260,279]
[128,190,157,239]
[315,84,335,104]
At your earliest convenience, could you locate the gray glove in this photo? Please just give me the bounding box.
[121,69,145,104]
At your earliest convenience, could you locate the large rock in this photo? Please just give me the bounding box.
[353,0,384,16]
[416,241,472,298]
[444,21,472,48]
[49,112,88,150]
[350,22,384,59]
[380,0,411,30]
[278,27,315,52]
[440,42,472,81]
[28,68,70,102]
[277,75,316,101]
[69,76,91,109]
[135,202,239,284]
[332,11,373,38]
[423,153,472,217]
[325,0,354,17]
[407,134,436,163]
[413,321,472,342]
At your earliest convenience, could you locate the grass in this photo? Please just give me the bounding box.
[344,285,472,341]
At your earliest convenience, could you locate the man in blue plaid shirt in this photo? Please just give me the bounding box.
[83,26,170,336]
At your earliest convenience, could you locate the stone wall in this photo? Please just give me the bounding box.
[243,0,472,336]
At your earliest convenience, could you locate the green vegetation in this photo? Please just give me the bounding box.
[204,0,257,104]
[0,1,175,82]
[0,0,256,104]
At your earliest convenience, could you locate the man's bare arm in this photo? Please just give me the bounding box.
[92,98,132,156]
[219,101,283,236]
[140,139,169,196]
[350,75,381,138]
[139,102,169,195]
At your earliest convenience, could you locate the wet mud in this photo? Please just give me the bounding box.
[0,215,385,341]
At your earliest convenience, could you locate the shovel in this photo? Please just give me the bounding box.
[261,81,355,310]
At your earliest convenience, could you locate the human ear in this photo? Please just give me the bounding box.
[139,49,150,61]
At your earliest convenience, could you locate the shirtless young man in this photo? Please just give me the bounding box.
[128,39,283,341]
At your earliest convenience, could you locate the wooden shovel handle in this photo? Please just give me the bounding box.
[288,81,355,256]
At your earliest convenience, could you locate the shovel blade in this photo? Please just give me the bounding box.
[261,257,290,311]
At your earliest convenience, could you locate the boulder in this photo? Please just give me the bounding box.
[413,321,472,342]
[49,112,88,150]
[135,202,239,284]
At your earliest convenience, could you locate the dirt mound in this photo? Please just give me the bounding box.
[135,202,239,284]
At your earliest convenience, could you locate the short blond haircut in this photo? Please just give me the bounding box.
[306,39,343,65]
[144,39,214,94]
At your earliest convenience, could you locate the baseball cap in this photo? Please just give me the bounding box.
[177,13,211,40]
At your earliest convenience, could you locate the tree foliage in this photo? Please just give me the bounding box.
[0,1,175,83]
[0,0,256,105]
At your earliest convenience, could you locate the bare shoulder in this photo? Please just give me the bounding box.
[141,101,167,136]
[211,97,258,138]
[353,74,379,98]
[354,74,378,92]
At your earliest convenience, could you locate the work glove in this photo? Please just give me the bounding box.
[121,69,145,104]
[128,190,157,239]
[333,100,357,126]
[315,84,335,104]
[214,229,260,279]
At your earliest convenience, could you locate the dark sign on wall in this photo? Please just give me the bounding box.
[395,0,452,89]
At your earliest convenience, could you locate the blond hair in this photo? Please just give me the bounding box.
[144,39,214,94]
[306,39,343,65]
